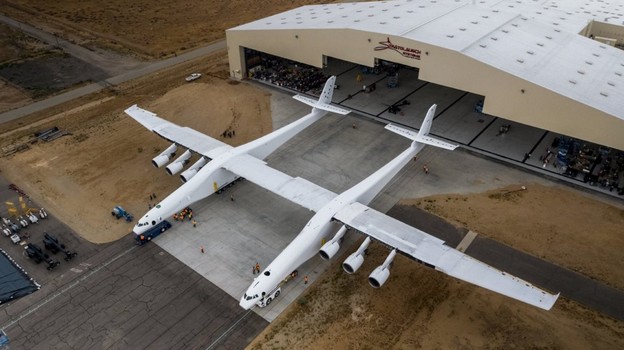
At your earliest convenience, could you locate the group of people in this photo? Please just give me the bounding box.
[173,207,193,222]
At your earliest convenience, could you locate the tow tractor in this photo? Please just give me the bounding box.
[256,287,281,307]
[135,220,172,245]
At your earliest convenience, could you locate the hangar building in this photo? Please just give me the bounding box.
[226,0,624,151]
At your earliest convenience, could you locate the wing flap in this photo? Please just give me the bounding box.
[125,105,231,157]
[334,202,559,310]
[223,154,337,212]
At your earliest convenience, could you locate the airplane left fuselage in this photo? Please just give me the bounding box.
[133,108,327,236]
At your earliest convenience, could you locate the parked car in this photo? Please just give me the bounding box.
[185,73,202,82]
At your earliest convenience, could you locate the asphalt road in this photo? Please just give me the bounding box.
[0,13,226,124]
[388,205,624,321]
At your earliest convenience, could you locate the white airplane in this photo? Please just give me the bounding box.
[238,104,559,311]
[124,76,349,242]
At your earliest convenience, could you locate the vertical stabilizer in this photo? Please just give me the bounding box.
[318,76,337,105]
[292,76,351,115]
[416,104,437,138]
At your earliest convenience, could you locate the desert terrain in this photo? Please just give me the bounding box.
[0,1,623,349]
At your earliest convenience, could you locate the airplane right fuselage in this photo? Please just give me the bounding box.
[240,142,424,309]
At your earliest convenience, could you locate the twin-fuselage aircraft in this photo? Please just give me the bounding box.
[125,76,559,312]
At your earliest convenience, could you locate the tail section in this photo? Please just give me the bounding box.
[417,104,436,139]
[292,76,351,115]
[384,104,458,151]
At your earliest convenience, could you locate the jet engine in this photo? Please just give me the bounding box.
[319,225,348,260]
[368,249,397,288]
[152,143,177,168]
[180,157,208,183]
[342,237,371,274]
[165,150,192,175]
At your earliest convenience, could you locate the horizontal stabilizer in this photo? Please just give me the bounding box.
[385,124,458,150]
[292,95,351,115]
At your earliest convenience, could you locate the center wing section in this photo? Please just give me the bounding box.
[334,202,559,311]
[223,154,337,212]
[125,105,232,158]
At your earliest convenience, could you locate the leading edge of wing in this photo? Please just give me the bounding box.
[124,104,231,157]
[334,202,559,310]
[222,154,337,212]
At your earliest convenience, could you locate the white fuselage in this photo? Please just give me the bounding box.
[240,142,424,309]
[133,108,326,235]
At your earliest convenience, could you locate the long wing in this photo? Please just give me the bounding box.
[124,105,232,158]
[223,154,337,212]
[334,202,559,310]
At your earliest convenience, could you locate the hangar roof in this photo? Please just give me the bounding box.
[231,0,624,122]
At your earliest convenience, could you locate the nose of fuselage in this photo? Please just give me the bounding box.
[239,297,255,310]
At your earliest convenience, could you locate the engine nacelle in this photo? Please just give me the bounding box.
[166,150,192,175]
[368,249,397,289]
[343,252,365,274]
[180,157,208,183]
[152,143,177,168]
[319,225,348,260]
[368,266,391,288]
[342,236,371,274]
[320,241,340,260]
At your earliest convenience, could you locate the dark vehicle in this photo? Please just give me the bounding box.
[135,220,172,245]
[24,243,60,270]
[43,233,78,261]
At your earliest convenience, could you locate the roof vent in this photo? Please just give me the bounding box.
[459,28,466,31]
[536,11,542,14]
[527,50,535,55]
[479,44,487,48]
[447,34,455,38]
[600,92,609,97]
[502,29,509,33]
[516,58,524,63]
[512,23,519,27]
[554,28,561,31]
[545,35,552,39]
[380,21,387,24]
[585,61,593,65]
[393,16,400,19]
[569,79,577,84]
[471,21,479,24]
[490,36,498,41]
[593,53,600,57]
[482,15,489,18]
[577,70,586,75]
[407,10,414,13]
[493,10,499,13]
[537,42,544,47]
[608,81,615,86]
[616,72,623,76]
[328,20,334,23]
[368,14,374,17]
[600,45,606,49]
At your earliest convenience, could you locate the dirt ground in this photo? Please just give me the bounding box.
[248,185,624,350]
[0,52,271,243]
[1,1,623,349]
[1,0,328,58]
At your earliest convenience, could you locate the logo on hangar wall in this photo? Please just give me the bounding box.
[374,37,421,60]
